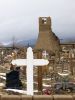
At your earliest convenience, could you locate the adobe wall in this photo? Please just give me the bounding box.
[0,95,75,100]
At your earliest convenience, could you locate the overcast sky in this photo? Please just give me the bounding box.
[0,0,75,42]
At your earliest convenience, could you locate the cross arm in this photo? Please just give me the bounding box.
[11,59,27,66]
[11,59,49,66]
[33,59,49,66]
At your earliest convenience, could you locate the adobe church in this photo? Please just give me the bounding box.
[34,17,61,55]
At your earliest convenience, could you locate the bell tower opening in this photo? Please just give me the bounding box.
[39,17,51,31]
[42,17,47,24]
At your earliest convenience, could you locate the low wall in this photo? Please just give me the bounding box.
[0,95,75,100]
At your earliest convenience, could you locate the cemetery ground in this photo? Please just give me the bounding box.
[0,45,75,95]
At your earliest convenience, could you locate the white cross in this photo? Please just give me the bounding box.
[11,47,49,95]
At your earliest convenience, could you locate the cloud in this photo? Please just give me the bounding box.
[0,0,75,42]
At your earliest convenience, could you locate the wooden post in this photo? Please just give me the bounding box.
[37,51,42,94]
[69,50,74,75]
[70,57,74,75]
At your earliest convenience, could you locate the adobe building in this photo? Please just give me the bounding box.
[34,17,61,55]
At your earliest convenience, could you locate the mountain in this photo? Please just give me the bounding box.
[60,38,75,44]
[0,38,37,48]
[15,38,37,47]
[0,43,4,47]
[0,38,75,48]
